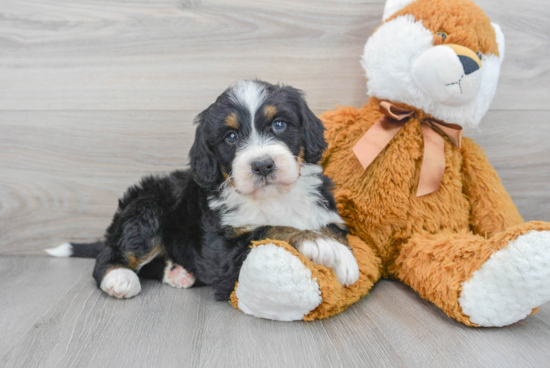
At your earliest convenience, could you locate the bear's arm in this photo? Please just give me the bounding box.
[460,137,524,237]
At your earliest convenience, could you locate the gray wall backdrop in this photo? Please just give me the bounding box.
[1,0,549,255]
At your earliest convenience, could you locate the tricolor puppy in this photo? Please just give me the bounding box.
[46,80,359,301]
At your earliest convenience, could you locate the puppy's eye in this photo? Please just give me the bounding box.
[476,51,483,60]
[225,132,238,144]
[272,120,287,133]
[435,31,447,42]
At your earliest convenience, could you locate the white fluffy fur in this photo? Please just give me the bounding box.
[232,139,300,198]
[411,45,482,106]
[361,14,504,128]
[383,0,415,21]
[209,164,345,231]
[298,238,359,286]
[44,243,73,257]
[492,23,505,59]
[459,230,550,327]
[236,243,322,321]
[229,80,267,136]
[100,268,141,299]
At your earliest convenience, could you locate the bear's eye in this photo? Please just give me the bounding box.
[435,31,448,42]
[476,51,483,60]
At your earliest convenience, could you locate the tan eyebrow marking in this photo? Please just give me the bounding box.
[225,113,239,130]
[264,105,277,119]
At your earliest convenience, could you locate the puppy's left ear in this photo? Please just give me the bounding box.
[299,96,326,164]
[189,109,221,189]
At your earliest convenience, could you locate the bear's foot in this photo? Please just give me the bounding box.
[459,230,550,327]
[235,242,322,321]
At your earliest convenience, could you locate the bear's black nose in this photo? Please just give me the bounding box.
[251,157,275,177]
[458,55,480,75]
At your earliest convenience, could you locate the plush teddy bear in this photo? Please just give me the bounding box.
[230,0,550,327]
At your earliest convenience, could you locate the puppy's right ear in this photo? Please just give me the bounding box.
[189,109,220,189]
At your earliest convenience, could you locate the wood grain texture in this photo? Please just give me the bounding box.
[0,111,194,255]
[2,256,550,368]
[1,109,549,255]
[0,0,548,111]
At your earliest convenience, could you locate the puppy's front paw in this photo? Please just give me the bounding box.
[163,261,196,289]
[297,238,359,286]
[100,268,141,299]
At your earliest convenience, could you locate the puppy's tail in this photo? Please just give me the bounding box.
[45,240,104,258]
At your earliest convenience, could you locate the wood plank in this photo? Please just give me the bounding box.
[0,257,209,368]
[0,0,548,111]
[0,257,90,357]
[0,111,195,255]
[2,256,550,368]
[465,110,550,222]
[1,109,549,255]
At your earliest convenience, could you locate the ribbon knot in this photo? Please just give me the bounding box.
[352,101,463,197]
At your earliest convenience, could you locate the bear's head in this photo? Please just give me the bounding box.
[361,0,504,128]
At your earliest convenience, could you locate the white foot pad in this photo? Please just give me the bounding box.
[297,238,360,287]
[459,230,550,327]
[163,261,196,289]
[236,243,322,321]
[100,268,141,299]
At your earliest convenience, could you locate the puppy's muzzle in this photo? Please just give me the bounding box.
[251,156,275,178]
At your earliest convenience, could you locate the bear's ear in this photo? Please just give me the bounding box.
[383,0,416,21]
[491,23,505,61]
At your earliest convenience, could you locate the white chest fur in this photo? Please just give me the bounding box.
[209,165,344,231]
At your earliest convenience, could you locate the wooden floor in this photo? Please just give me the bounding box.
[2,256,550,368]
[1,0,550,367]
[1,0,549,255]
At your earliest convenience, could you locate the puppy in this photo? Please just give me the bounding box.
[46,80,360,301]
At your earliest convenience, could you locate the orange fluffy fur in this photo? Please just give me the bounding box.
[319,96,550,325]
[230,0,550,323]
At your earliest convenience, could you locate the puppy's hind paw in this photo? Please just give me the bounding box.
[100,268,141,299]
[298,238,359,287]
[163,261,196,289]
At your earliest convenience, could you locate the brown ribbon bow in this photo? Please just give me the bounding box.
[352,101,463,197]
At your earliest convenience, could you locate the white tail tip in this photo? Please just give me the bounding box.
[45,243,73,257]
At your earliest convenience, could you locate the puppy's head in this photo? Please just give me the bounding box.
[189,80,325,198]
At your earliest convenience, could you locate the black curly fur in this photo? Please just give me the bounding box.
[69,80,343,301]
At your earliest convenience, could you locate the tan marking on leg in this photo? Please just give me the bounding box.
[232,227,252,237]
[126,241,164,270]
[264,226,349,248]
[105,265,124,274]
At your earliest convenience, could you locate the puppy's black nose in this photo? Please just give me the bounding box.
[251,157,275,177]
[458,55,480,75]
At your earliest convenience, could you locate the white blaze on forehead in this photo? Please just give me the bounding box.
[229,80,268,135]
